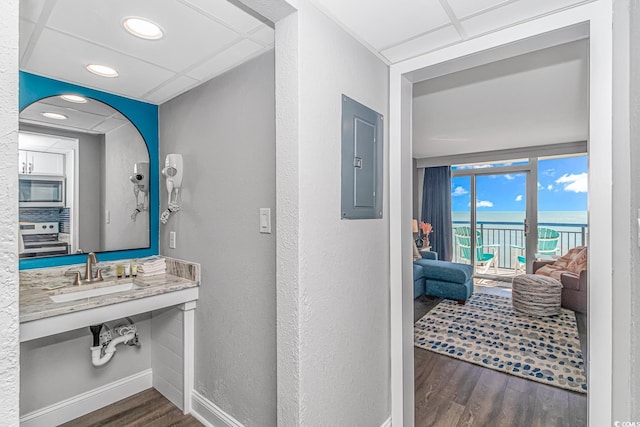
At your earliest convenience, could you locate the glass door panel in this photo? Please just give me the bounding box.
[451,176,471,264]
[474,173,527,279]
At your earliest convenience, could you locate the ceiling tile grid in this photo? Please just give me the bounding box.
[312,0,593,63]
[19,0,274,105]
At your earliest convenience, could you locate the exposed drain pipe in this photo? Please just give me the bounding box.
[89,320,139,367]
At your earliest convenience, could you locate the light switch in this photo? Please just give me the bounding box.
[260,208,271,234]
[105,210,110,224]
[169,231,176,249]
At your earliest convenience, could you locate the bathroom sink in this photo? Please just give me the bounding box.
[49,281,141,303]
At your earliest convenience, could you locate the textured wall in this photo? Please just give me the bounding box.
[102,124,150,251]
[159,51,276,426]
[628,0,640,418]
[276,3,391,425]
[0,0,20,423]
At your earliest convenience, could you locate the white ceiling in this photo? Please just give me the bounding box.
[19,0,274,105]
[21,96,129,135]
[411,39,588,159]
[311,0,593,63]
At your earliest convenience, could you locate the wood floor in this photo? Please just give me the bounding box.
[414,284,588,427]
[60,388,202,427]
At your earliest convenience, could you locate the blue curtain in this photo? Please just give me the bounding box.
[421,166,453,261]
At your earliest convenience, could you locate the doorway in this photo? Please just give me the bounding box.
[390,4,613,426]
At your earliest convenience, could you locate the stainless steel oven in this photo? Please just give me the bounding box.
[19,222,69,259]
[19,175,65,207]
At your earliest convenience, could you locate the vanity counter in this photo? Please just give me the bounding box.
[20,257,200,342]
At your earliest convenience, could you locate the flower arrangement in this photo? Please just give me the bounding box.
[420,222,433,247]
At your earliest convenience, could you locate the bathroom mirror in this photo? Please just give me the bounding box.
[16,72,159,269]
[18,96,151,259]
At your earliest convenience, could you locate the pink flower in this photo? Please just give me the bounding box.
[420,222,433,235]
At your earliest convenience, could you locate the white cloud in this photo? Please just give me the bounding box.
[547,184,553,191]
[476,200,494,208]
[515,195,523,202]
[537,182,543,189]
[452,186,468,196]
[542,168,556,177]
[504,174,515,180]
[555,173,588,193]
[457,164,493,170]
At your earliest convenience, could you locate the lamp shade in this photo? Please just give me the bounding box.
[412,219,419,233]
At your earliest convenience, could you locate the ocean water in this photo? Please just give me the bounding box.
[450,211,587,266]
[452,211,587,227]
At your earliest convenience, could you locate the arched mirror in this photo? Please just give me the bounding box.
[19,95,150,259]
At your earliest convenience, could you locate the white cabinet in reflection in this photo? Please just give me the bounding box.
[19,149,64,175]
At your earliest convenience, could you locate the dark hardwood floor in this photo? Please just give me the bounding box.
[414,285,588,427]
[60,388,202,427]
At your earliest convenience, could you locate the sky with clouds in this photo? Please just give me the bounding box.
[451,156,588,212]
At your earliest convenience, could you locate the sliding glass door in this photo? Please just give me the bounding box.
[452,163,537,281]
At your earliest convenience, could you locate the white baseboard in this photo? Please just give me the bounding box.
[381,416,392,427]
[191,390,245,427]
[20,369,152,427]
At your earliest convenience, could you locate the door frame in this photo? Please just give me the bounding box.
[389,2,612,426]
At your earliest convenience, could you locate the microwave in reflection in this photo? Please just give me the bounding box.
[19,175,65,207]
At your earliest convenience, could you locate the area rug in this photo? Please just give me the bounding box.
[414,293,587,393]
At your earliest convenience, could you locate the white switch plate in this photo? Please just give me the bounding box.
[259,208,271,234]
[169,231,176,249]
[105,210,110,224]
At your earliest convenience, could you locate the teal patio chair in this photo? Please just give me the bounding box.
[454,226,499,274]
[511,227,560,274]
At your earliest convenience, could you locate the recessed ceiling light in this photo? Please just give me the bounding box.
[60,94,87,103]
[86,64,119,78]
[41,112,68,120]
[122,17,164,40]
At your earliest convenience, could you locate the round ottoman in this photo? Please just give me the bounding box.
[511,274,562,316]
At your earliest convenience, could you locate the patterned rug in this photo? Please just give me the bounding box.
[414,293,587,393]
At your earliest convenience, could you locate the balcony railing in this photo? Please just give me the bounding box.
[452,221,587,271]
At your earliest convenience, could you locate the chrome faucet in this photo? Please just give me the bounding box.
[65,252,105,286]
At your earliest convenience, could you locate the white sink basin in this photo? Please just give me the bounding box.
[50,281,141,303]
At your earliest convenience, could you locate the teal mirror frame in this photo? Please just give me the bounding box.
[19,71,159,269]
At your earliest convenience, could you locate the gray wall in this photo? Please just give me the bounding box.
[0,0,19,422]
[102,123,150,251]
[159,51,276,426]
[626,0,640,419]
[20,314,152,415]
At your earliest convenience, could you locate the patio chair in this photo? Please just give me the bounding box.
[454,226,499,274]
[511,227,560,274]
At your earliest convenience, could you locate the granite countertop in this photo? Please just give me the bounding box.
[20,257,200,323]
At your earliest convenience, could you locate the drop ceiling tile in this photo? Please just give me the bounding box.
[381,26,461,63]
[187,39,264,80]
[19,19,36,60]
[93,117,128,133]
[313,0,451,50]
[144,75,200,104]
[37,96,120,117]
[181,0,265,34]
[446,0,512,19]
[45,0,243,72]
[20,0,46,23]
[249,26,275,46]
[461,0,586,37]
[24,28,175,99]
[20,101,108,130]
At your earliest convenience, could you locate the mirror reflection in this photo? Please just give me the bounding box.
[19,95,150,259]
